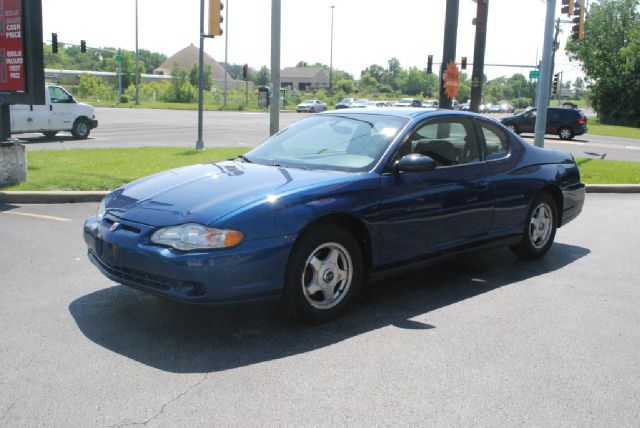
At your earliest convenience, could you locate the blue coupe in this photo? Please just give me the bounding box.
[84,109,585,322]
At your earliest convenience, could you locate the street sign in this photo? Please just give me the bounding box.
[116,54,124,62]
[529,70,540,79]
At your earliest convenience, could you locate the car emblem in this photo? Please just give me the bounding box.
[110,222,120,232]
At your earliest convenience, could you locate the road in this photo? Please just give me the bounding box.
[15,108,640,162]
[1,195,639,426]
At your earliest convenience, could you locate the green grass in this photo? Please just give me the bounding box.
[576,158,640,184]
[586,117,640,140]
[1,148,638,191]
[1,147,247,191]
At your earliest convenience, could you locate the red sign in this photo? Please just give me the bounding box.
[0,0,25,92]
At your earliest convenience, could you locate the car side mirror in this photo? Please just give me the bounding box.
[394,154,437,173]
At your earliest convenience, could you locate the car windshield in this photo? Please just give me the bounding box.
[339,99,352,103]
[246,114,409,172]
[301,100,315,105]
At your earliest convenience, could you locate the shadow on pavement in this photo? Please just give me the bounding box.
[17,135,91,144]
[520,134,589,143]
[69,243,589,374]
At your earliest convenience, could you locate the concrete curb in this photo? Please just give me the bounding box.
[1,185,639,204]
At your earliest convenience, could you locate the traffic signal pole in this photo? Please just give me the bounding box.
[470,0,489,113]
[439,0,459,110]
[270,0,281,136]
[534,0,556,148]
[196,0,205,150]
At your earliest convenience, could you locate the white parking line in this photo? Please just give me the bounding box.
[0,211,72,222]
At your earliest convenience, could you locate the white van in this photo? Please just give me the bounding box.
[10,84,98,139]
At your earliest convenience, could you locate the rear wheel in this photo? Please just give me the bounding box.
[71,118,91,139]
[558,126,574,140]
[282,225,363,323]
[510,192,557,259]
[42,131,58,139]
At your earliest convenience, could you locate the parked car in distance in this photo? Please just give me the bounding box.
[501,107,588,140]
[350,99,371,108]
[85,108,585,323]
[422,99,439,108]
[10,84,98,139]
[461,102,471,111]
[335,98,355,109]
[296,100,327,113]
[395,98,422,107]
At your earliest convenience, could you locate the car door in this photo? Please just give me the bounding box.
[48,86,76,131]
[10,104,33,133]
[475,118,528,236]
[376,116,493,266]
[521,110,536,133]
[546,108,560,134]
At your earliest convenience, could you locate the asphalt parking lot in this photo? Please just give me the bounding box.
[1,194,639,426]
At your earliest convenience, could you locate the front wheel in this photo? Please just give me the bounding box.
[510,192,557,259]
[71,119,91,139]
[282,225,363,323]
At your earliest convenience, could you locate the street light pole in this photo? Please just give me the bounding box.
[135,0,140,105]
[223,0,229,107]
[270,0,281,136]
[329,5,334,95]
[533,0,556,148]
[196,0,205,150]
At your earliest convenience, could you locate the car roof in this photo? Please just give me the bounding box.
[323,107,488,121]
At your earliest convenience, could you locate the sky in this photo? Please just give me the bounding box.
[41,0,585,83]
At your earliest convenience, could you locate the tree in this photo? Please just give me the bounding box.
[189,63,212,90]
[387,58,402,90]
[566,0,640,125]
[255,65,270,86]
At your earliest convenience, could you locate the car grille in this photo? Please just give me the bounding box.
[89,250,206,296]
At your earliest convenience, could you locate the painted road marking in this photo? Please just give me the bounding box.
[0,211,72,222]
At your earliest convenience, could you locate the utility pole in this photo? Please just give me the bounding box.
[548,17,561,99]
[329,5,334,96]
[223,0,229,107]
[439,0,459,110]
[270,0,281,136]
[196,0,205,150]
[534,0,557,148]
[135,0,140,105]
[117,49,123,102]
[470,0,489,113]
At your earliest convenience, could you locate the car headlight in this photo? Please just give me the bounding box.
[150,223,244,251]
[97,198,107,221]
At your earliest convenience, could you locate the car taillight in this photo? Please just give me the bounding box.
[578,117,586,124]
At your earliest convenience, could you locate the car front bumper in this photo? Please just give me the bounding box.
[83,215,295,304]
[90,119,98,129]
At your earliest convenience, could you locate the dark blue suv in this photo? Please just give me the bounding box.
[501,107,588,140]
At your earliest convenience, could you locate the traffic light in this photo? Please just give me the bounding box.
[80,40,86,53]
[571,5,585,41]
[52,33,58,54]
[552,73,560,96]
[561,0,574,16]
[461,57,467,70]
[209,0,224,36]
[427,55,433,74]
[242,64,248,81]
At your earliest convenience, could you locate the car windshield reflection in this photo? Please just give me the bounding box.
[246,114,409,172]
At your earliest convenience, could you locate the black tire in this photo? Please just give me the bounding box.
[282,224,363,323]
[42,131,58,139]
[510,192,558,259]
[558,126,574,140]
[71,118,91,139]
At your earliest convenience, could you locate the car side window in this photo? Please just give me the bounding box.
[479,121,510,161]
[398,118,481,167]
[49,86,72,104]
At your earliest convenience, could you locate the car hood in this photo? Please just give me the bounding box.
[104,160,354,227]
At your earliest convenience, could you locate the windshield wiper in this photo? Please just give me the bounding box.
[237,154,253,163]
